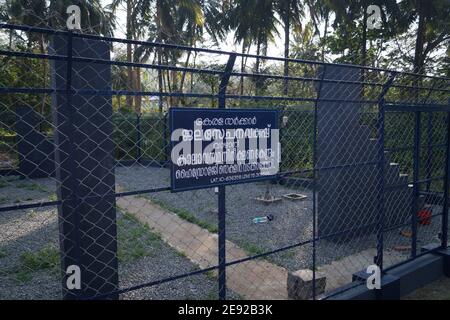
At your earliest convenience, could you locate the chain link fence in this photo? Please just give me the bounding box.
[0,23,449,300]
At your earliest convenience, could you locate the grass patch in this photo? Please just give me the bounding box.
[177,210,218,234]
[15,270,33,283]
[235,240,265,257]
[48,193,57,201]
[205,270,217,280]
[117,211,162,263]
[20,247,59,271]
[203,288,218,300]
[0,128,15,137]
[12,246,60,283]
[0,249,7,259]
[151,197,218,234]
[0,196,9,204]
[16,183,48,193]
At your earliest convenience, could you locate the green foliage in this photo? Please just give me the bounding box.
[48,193,58,201]
[113,112,167,161]
[16,182,48,193]
[235,240,265,257]
[150,197,219,234]
[11,246,60,282]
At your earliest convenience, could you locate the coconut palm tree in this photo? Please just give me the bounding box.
[2,0,115,127]
[111,0,206,110]
[275,0,303,95]
[399,0,450,75]
[227,0,279,96]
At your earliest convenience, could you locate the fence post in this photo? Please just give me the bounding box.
[217,53,236,300]
[442,102,450,249]
[375,98,386,270]
[411,110,421,257]
[136,113,142,163]
[375,73,396,270]
[425,112,433,192]
[312,65,327,299]
[50,33,119,299]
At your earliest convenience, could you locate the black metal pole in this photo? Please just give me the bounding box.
[375,98,386,270]
[411,111,421,257]
[374,72,396,271]
[136,113,142,162]
[217,53,236,300]
[441,108,450,249]
[312,65,327,299]
[425,112,433,192]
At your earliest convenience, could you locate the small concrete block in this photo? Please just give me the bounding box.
[254,196,282,204]
[287,269,326,300]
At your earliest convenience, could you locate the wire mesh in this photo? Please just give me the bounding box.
[0,22,449,300]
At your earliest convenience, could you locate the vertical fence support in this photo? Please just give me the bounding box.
[375,98,386,270]
[375,73,396,271]
[425,112,433,192]
[442,104,450,249]
[163,112,168,165]
[136,113,142,162]
[312,65,327,299]
[217,53,236,300]
[411,111,421,257]
[51,34,119,299]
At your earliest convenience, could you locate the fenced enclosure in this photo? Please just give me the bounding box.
[0,23,449,300]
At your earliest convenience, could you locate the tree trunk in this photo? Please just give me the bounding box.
[361,5,367,66]
[39,34,47,132]
[126,0,134,110]
[255,34,261,97]
[180,50,192,94]
[240,41,245,96]
[135,67,141,113]
[165,56,172,108]
[9,29,13,49]
[134,45,142,114]
[413,0,426,101]
[191,49,197,92]
[322,12,328,62]
[156,0,164,112]
[413,0,426,75]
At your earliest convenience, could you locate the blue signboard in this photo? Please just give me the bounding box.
[170,108,280,192]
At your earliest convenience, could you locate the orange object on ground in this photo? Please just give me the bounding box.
[417,209,432,226]
[400,230,412,238]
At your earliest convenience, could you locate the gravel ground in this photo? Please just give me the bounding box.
[0,177,60,299]
[402,276,450,300]
[0,167,445,299]
[116,165,444,271]
[0,176,236,300]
